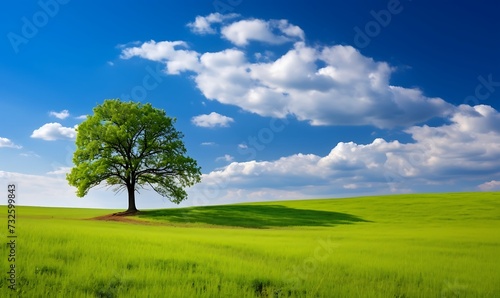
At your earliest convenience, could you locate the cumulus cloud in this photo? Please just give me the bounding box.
[120,40,200,74]
[8,104,500,208]
[49,109,70,119]
[118,15,500,203]
[478,180,500,191]
[221,19,304,46]
[185,105,500,203]
[0,137,22,149]
[187,13,239,34]
[31,123,77,141]
[121,16,454,128]
[191,112,234,128]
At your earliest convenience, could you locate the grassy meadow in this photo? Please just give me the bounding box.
[1,192,499,297]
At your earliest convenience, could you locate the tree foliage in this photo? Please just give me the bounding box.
[67,99,201,212]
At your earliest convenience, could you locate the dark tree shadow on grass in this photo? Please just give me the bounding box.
[138,205,370,229]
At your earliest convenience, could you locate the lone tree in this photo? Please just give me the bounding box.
[67,99,201,213]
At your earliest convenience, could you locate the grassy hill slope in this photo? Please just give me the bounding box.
[1,192,499,297]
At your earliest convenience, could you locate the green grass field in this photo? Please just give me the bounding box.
[1,192,499,297]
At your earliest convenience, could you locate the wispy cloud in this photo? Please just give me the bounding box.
[216,154,234,163]
[0,137,22,149]
[201,142,216,146]
[47,166,72,175]
[19,152,40,158]
[49,109,70,120]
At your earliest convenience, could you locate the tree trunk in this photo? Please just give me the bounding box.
[126,183,138,213]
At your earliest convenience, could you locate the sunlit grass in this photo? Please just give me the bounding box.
[0,192,498,297]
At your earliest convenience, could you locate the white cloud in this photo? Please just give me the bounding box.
[0,137,22,149]
[19,152,40,158]
[221,19,304,46]
[185,105,500,203]
[201,142,216,146]
[478,180,500,191]
[187,13,239,34]
[47,166,72,175]
[0,170,181,209]
[0,169,239,208]
[116,41,142,49]
[49,109,70,120]
[31,123,76,141]
[0,171,90,208]
[76,115,87,120]
[120,40,200,74]
[216,154,234,162]
[401,105,500,179]
[6,105,500,208]
[121,17,454,128]
[191,112,234,128]
[197,42,453,127]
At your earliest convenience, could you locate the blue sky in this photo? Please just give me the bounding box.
[1,0,499,209]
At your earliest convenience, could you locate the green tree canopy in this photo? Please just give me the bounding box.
[67,99,201,213]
